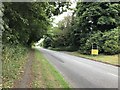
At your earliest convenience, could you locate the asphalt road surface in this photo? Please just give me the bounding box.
[36,47,119,88]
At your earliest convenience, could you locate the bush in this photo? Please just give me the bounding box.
[102,27,120,54]
[2,44,28,88]
[43,36,53,48]
[79,27,120,55]
[79,31,103,54]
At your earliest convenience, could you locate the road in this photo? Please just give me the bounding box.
[37,47,119,88]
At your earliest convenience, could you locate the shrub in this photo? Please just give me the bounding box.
[79,27,120,55]
[79,31,103,54]
[2,44,28,88]
[102,27,120,54]
[43,36,53,48]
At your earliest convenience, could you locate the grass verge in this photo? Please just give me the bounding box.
[68,51,119,66]
[32,49,70,88]
[2,44,28,88]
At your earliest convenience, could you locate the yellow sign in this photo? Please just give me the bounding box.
[91,49,98,55]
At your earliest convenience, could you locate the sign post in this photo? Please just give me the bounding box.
[91,43,98,55]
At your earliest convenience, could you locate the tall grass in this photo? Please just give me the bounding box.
[2,44,28,88]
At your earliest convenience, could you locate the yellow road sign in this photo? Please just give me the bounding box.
[91,49,98,55]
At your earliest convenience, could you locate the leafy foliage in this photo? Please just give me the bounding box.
[2,2,70,46]
[43,15,73,48]
[73,2,120,46]
[0,3,4,44]
[2,44,28,88]
[43,35,53,48]
[46,2,120,55]
[3,3,49,46]
[102,27,120,54]
[2,2,70,88]
[83,27,120,55]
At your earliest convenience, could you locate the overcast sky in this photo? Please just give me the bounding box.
[52,1,77,27]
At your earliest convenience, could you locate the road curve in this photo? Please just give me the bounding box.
[36,47,118,88]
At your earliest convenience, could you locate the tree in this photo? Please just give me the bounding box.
[48,2,120,54]
[44,15,73,48]
[70,2,120,54]
[2,2,70,46]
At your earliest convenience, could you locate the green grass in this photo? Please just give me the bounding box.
[2,44,28,88]
[69,52,119,66]
[32,49,70,88]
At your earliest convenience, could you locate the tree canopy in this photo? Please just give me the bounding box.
[2,2,70,46]
[2,2,120,54]
[43,2,120,55]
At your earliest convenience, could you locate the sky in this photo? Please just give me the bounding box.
[52,1,77,27]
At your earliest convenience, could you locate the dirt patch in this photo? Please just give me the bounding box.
[14,50,34,88]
